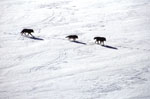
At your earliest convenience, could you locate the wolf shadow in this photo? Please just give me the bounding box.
[28,36,44,40]
[102,45,118,50]
[71,41,87,45]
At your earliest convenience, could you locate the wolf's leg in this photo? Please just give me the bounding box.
[29,33,34,37]
[102,41,104,45]
[21,32,23,36]
[98,41,101,45]
[95,40,97,44]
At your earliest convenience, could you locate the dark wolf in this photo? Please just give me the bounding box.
[21,29,34,36]
[66,35,78,41]
[94,37,106,45]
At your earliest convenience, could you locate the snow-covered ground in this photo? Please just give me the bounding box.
[0,0,150,99]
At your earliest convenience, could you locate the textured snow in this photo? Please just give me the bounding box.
[0,0,150,99]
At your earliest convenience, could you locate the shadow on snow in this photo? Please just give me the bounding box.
[24,35,44,41]
[102,45,118,50]
[71,41,87,45]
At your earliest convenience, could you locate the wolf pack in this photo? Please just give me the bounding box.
[21,28,106,45]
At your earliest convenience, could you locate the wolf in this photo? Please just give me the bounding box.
[66,35,78,41]
[94,37,106,45]
[21,29,34,36]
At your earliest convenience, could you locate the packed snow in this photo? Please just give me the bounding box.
[0,0,150,99]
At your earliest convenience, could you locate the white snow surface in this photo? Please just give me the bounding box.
[0,0,150,99]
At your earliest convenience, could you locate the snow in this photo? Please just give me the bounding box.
[0,0,150,99]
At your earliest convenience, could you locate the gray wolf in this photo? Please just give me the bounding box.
[66,35,78,41]
[21,29,34,36]
[94,37,106,45]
